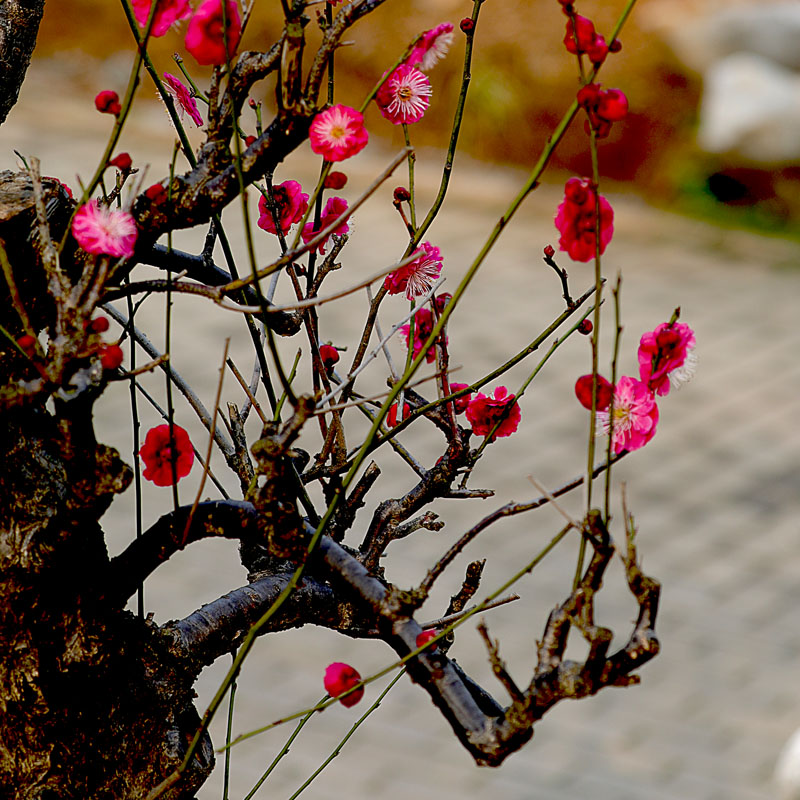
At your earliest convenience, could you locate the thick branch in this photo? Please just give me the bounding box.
[102,500,257,607]
[0,0,45,126]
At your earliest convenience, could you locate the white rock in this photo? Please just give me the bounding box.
[775,728,800,800]
[697,53,800,163]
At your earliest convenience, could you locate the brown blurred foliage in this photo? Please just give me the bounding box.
[38,0,700,193]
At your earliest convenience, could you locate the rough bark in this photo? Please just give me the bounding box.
[0,0,45,126]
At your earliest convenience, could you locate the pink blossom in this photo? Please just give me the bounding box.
[406,22,454,71]
[257,180,309,236]
[376,64,432,125]
[185,0,241,66]
[554,177,614,262]
[638,322,696,396]
[309,104,369,162]
[72,201,137,259]
[384,241,443,300]
[324,662,364,707]
[465,386,521,440]
[596,376,659,454]
[301,196,350,253]
[399,307,446,364]
[163,72,203,127]
[132,0,191,37]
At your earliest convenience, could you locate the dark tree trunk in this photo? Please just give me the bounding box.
[0,0,45,126]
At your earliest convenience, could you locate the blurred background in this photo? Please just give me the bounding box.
[3,2,800,800]
[33,0,800,234]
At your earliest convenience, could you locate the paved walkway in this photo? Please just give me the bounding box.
[2,58,800,800]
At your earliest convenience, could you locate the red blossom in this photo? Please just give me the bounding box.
[185,0,241,66]
[434,293,452,315]
[465,386,521,440]
[323,662,364,707]
[301,196,350,253]
[574,374,613,411]
[577,83,628,138]
[399,307,444,364]
[449,382,471,414]
[95,90,121,116]
[554,177,614,262]
[563,15,608,64]
[138,424,195,486]
[257,180,309,236]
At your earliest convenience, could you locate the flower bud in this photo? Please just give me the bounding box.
[109,152,132,172]
[323,662,364,707]
[416,629,438,650]
[95,90,121,116]
[574,374,613,411]
[543,244,555,258]
[578,319,593,335]
[324,171,348,190]
[459,17,474,33]
[393,186,411,203]
[319,344,340,370]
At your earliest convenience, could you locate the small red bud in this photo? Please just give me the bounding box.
[543,244,555,258]
[323,662,364,707]
[17,334,37,357]
[434,292,452,314]
[95,90,121,116]
[324,171,348,190]
[109,152,132,172]
[459,17,474,33]
[609,38,622,53]
[393,186,411,203]
[89,316,110,333]
[100,344,124,370]
[416,629,438,650]
[244,135,256,147]
[575,374,613,411]
[319,344,340,370]
[145,183,168,205]
[248,97,257,108]
[578,319,593,335]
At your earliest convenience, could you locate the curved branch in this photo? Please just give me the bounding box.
[102,500,257,607]
[165,572,372,672]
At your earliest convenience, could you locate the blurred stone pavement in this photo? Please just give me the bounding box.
[2,59,800,800]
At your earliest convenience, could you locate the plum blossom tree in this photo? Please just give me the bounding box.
[0,1,694,798]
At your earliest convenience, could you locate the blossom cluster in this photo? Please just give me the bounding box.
[575,320,696,454]
[554,177,614,262]
[133,0,240,65]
